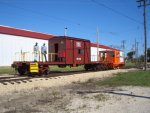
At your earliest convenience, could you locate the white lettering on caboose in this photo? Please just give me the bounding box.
[76,57,81,60]
[76,42,81,47]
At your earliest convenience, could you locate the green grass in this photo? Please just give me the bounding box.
[125,62,136,68]
[49,65,85,72]
[0,66,15,74]
[97,70,150,87]
[0,66,84,75]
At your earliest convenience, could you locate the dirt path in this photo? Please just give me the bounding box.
[0,68,149,113]
[0,79,150,113]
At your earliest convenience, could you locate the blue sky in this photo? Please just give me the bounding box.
[0,0,150,55]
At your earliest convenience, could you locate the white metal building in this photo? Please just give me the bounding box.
[0,26,54,66]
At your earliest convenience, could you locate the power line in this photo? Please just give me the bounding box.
[2,0,142,47]
[0,1,81,26]
[0,1,95,37]
[91,0,144,25]
[0,1,119,37]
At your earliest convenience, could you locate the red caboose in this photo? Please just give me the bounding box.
[48,36,90,67]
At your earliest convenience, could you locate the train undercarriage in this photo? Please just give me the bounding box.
[12,61,124,76]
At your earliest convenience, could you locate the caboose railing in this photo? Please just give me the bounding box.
[14,52,58,62]
[48,53,58,62]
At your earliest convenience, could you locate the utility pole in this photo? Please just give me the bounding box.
[137,0,150,71]
[97,27,100,61]
[122,40,126,61]
[137,42,139,62]
[135,39,137,61]
[64,27,68,36]
[132,44,134,51]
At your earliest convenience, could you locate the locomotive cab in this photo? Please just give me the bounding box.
[99,50,124,69]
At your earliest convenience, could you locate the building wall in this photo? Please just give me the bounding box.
[0,33,48,66]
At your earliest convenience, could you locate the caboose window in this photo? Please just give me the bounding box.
[78,49,84,54]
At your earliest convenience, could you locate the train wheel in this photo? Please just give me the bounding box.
[93,66,97,71]
[84,65,91,71]
[104,64,108,70]
[92,65,99,71]
[98,65,102,71]
[18,67,26,76]
[17,64,29,76]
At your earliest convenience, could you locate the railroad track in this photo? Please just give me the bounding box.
[0,69,134,96]
[0,68,139,86]
[0,70,88,85]
[0,76,32,85]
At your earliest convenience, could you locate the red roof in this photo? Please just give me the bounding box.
[0,26,54,40]
[91,43,120,51]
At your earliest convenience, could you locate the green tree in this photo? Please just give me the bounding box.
[139,55,144,62]
[127,51,135,61]
[138,48,150,62]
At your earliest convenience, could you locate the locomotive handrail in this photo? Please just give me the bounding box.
[23,52,30,61]
[14,52,21,61]
[14,52,30,61]
[48,52,58,55]
[48,53,58,62]
[14,51,41,62]
[14,52,58,62]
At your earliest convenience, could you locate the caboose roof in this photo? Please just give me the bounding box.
[52,36,90,42]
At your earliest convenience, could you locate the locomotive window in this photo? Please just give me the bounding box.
[111,52,114,57]
[116,52,119,57]
[78,49,84,54]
